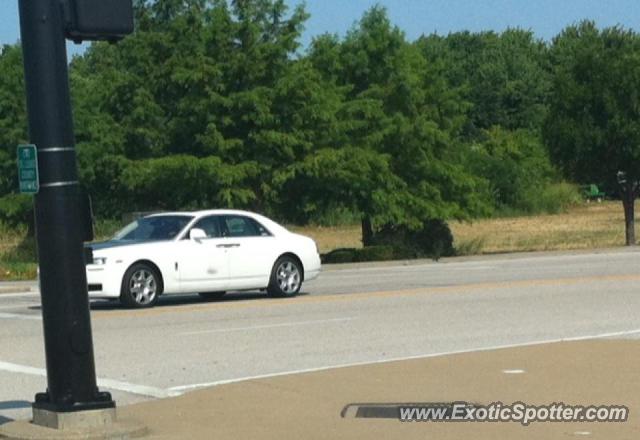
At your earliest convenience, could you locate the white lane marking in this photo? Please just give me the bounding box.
[96,378,181,399]
[502,369,526,375]
[180,317,356,336]
[0,312,41,321]
[168,327,640,393]
[0,361,176,399]
[0,361,46,377]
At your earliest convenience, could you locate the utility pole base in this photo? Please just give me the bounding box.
[0,411,147,440]
[33,407,116,430]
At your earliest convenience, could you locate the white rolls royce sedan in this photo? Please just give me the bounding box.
[86,210,322,308]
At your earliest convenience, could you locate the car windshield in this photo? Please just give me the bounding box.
[113,215,194,242]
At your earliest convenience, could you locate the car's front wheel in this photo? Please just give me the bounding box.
[120,263,161,308]
[267,256,303,298]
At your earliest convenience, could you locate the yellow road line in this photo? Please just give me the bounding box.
[93,273,640,320]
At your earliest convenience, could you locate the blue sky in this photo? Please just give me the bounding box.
[2,0,639,57]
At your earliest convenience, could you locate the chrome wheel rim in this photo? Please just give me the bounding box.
[129,269,157,305]
[276,261,301,294]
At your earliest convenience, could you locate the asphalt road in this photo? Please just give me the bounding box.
[2,248,640,424]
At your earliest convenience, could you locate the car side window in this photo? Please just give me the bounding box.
[191,216,222,238]
[252,219,272,237]
[221,216,271,238]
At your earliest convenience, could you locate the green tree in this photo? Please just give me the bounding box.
[70,0,316,218]
[0,44,33,232]
[306,7,491,245]
[121,155,258,211]
[468,128,555,212]
[0,44,27,196]
[418,29,551,138]
[545,22,640,245]
[1,0,571,250]
[278,147,409,232]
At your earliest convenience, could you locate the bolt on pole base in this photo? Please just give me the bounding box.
[32,391,115,414]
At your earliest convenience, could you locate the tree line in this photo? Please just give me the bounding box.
[1,0,639,248]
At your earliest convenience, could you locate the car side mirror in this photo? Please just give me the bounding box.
[189,228,207,243]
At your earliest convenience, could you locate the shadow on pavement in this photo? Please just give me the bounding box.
[0,401,30,412]
[0,400,29,425]
[90,292,267,311]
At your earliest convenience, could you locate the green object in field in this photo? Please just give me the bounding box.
[17,144,39,194]
[582,184,605,201]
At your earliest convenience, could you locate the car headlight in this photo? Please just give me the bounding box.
[93,257,108,266]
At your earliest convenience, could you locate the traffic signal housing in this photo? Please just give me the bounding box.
[63,0,134,43]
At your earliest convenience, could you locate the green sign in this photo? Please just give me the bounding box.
[17,144,39,194]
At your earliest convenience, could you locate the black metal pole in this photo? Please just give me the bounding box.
[18,0,114,413]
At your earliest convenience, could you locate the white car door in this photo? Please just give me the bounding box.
[220,215,279,290]
[176,216,229,293]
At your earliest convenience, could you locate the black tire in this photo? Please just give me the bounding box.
[198,292,227,301]
[267,256,303,298]
[120,263,162,308]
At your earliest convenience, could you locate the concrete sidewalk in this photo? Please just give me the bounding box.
[108,339,639,439]
[2,339,638,438]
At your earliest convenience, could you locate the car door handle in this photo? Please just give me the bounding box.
[216,243,241,248]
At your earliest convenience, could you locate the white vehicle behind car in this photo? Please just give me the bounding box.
[86,210,321,308]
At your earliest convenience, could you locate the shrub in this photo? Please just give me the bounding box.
[0,222,37,281]
[468,128,560,214]
[519,182,582,214]
[455,237,486,256]
[372,219,455,260]
[355,246,396,262]
[322,245,419,264]
[0,194,33,231]
[94,219,125,241]
[322,248,358,264]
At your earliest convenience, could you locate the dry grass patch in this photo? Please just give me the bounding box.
[291,202,632,257]
[451,201,629,254]
[0,230,22,256]
[0,224,37,281]
[289,224,362,254]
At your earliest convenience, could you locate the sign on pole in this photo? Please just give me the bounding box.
[17,144,39,194]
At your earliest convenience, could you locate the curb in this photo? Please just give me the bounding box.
[0,286,33,294]
[322,245,640,271]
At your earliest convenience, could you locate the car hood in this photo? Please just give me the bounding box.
[86,240,167,252]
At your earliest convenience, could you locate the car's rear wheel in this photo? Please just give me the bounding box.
[120,263,161,308]
[198,292,227,301]
[267,256,303,298]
